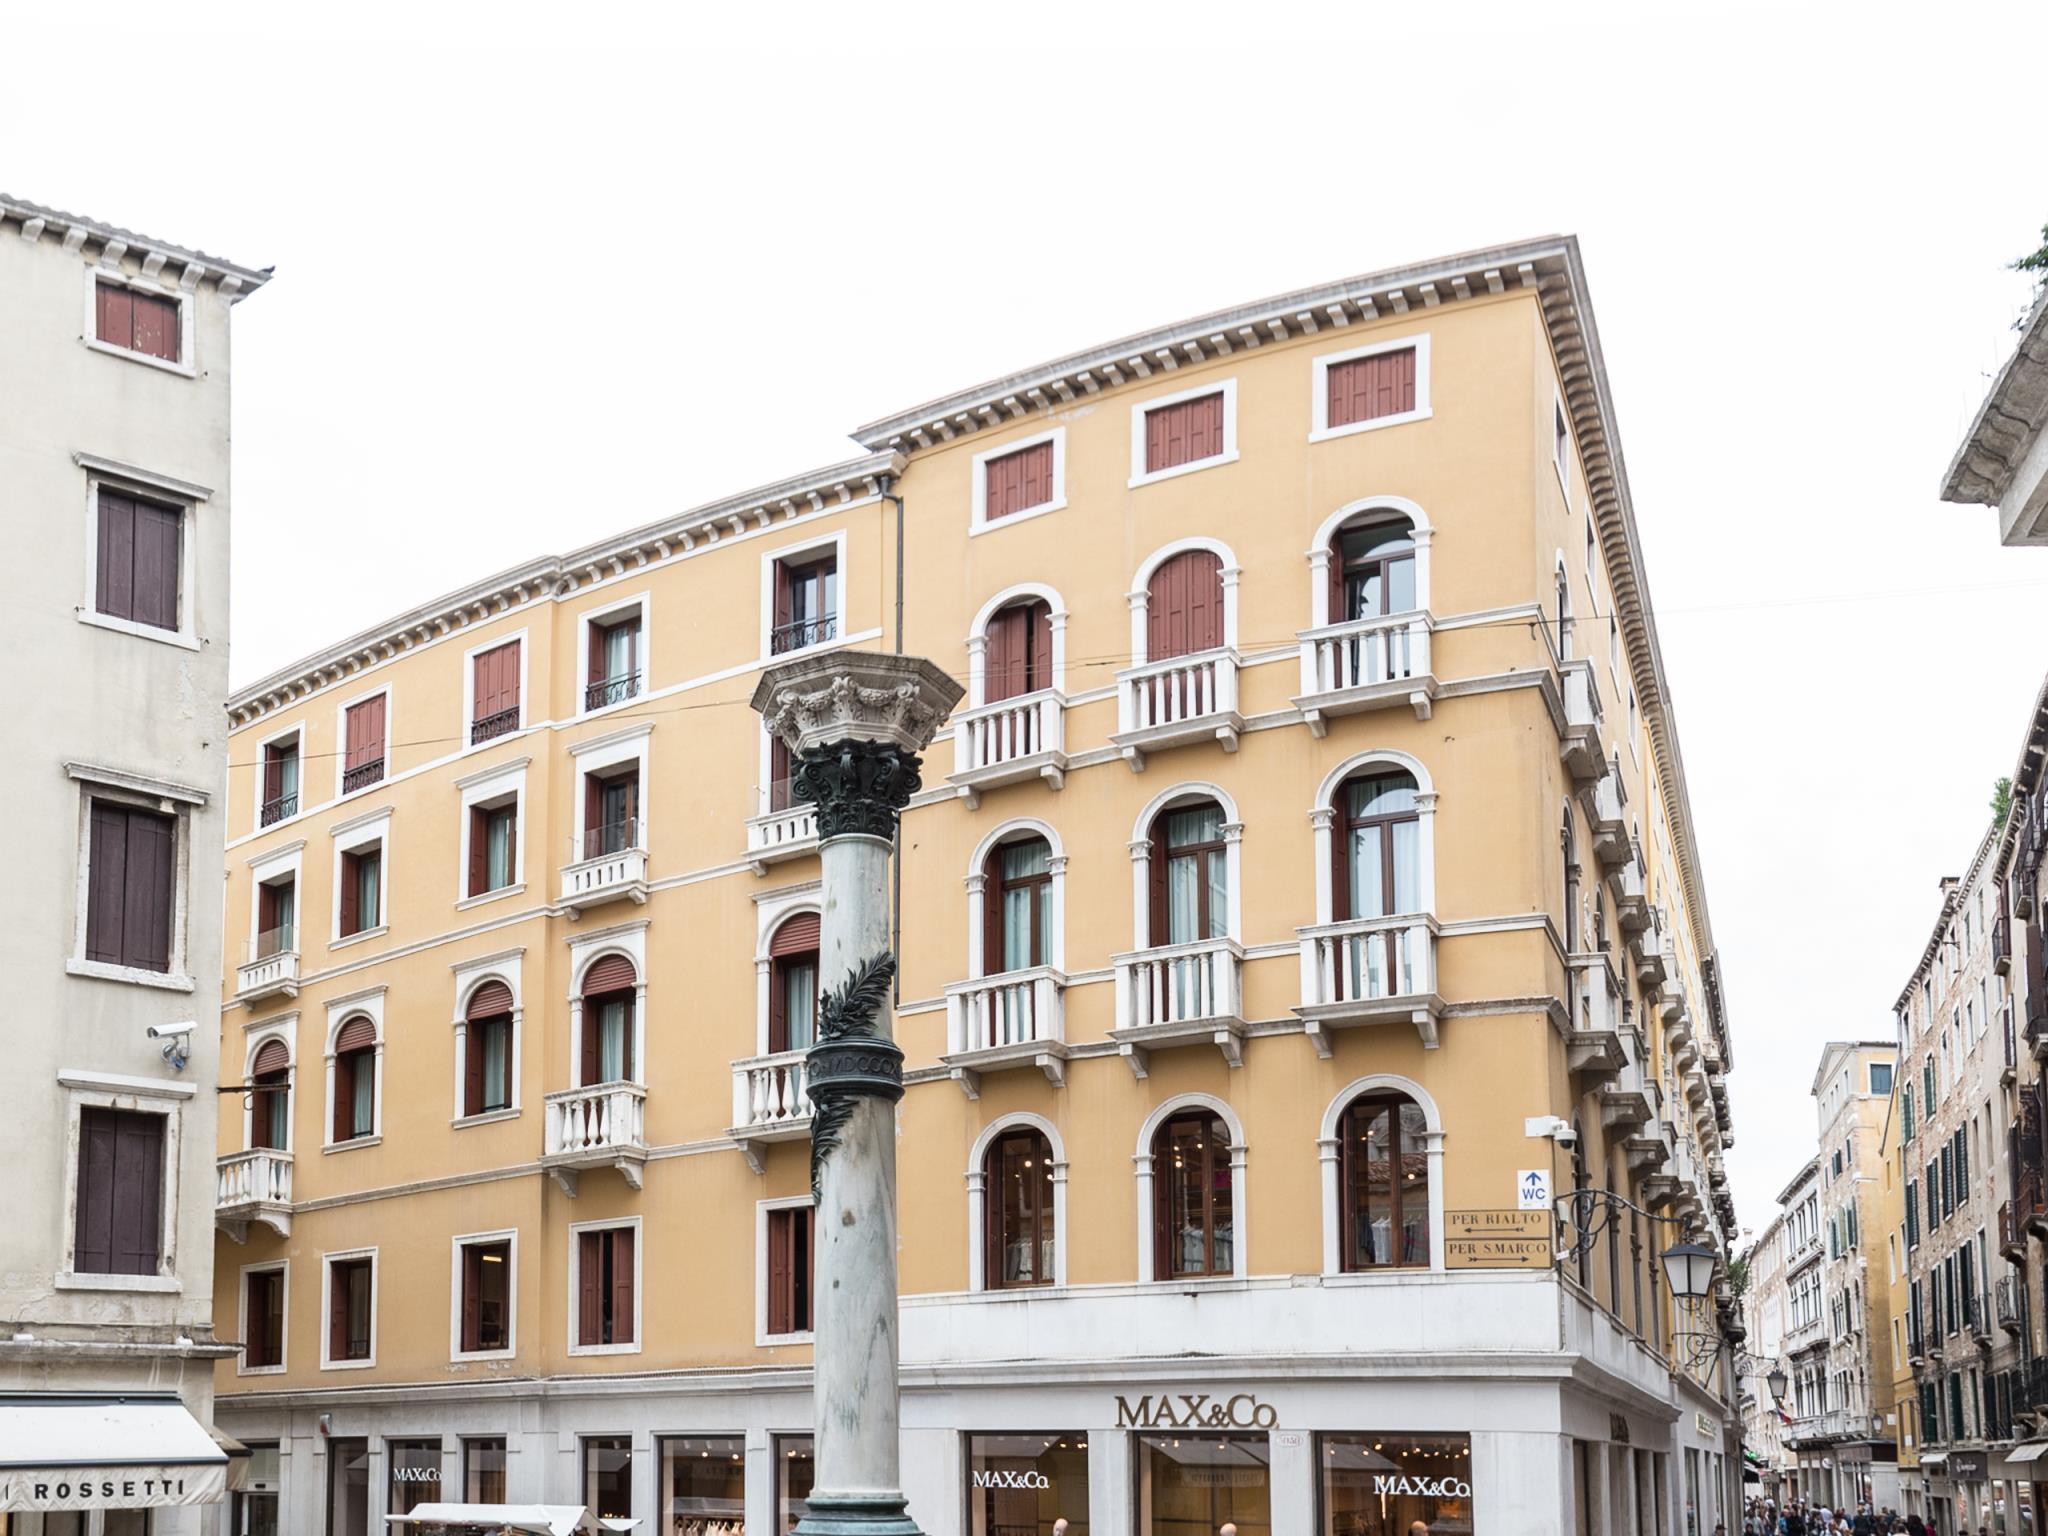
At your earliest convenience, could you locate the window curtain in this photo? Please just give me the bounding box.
[1000,841,1051,971]
[481,1020,509,1111]
[350,1058,374,1137]
[597,997,628,1083]
[783,961,817,1050]
[486,814,513,889]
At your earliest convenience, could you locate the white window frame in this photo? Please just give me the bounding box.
[567,922,650,1091]
[237,1258,290,1377]
[969,427,1067,535]
[1127,784,1243,950]
[53,1069,192,1293]
[65,763,204,993]
[83,265,197,379]
[452,950,525,1127]
[754,888,823,1057]
[1132,1093,1249,1283]
[1128,378,1239,489]
[566,1215,644,1357]
[320,1245,380,1370]
[450,1228,520,1363]
[966,819,1068,978]
[759,529,849,663]
[460,628,530,751]
[576,592,651,720]
[1317,1076,1447,1274]
[569,724,652,866]
[77,459,208,651]
[333,683,395,803]
[245,840,305,973]
[456,759,530,910]
[1127,537,1242,665]
[242,1023,297,1153]
[755,1195,819,1345]
[251,722,307,835]
[1553,388,1572,498]
[1308,333,1432,443]
[966,1112,1070,1292]
[323,988,387,1151]
[330,807,393,948]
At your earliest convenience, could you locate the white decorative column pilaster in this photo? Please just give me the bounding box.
[753,652,962,1536]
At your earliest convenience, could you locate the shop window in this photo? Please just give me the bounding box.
[463,1439,507,1503]
[1136,1432,1269,1536]
[967,1432,1089,1534]
[985,836,1054,974]
[232,1443,281,1536]
[332,1015,377,1142]
[327,1437,370,1536]
[661,1436,747,1532]
[581,955,638,1086]
[766,1203,815,1336]
[386,1436,443,1515]
[575,1224,636,1349]
[985,1127,1055,1289]
[768,912,821,1055]
[459,1238,512,1354]
[1147,801,1228,948]
[463,981,515,1117]
[777,1436,815,1531]
[1337,1092,1431,1269]
[583,1436,633,1523]
[1152,1112,1234,1280]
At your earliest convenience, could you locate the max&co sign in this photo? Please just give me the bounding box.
[1114,1392,1279,1429]
[1374,1474,1474,1499]
[972,1469,1052,1490]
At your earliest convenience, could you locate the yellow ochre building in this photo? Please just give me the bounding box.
[210,237,1741,1536]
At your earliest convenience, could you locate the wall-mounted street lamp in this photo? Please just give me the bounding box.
[1661,1240,1720,1302]
[1555,1187,1731,1373]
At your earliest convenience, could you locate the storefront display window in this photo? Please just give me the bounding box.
[1318,1433,1472,1534]
[1137,1432,1270,1536]
[660,1435,747,1534]
[584,1437,633,1523]
[966,1432,1089,1535]
[328,1438,371,1536]
[233,1444,281,1536]
[387,1436,443,1514]
[777,1435,815,1533]
[463,1438,506,1503]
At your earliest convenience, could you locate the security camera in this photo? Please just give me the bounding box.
[1525,1114,1576,1146]
[146,1022,194,1040]
[1553,1123,1579,1150]
[148,1021,195,1073]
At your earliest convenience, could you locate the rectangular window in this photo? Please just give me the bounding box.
[470,641,521,744]
[386,1437,442,1516]
[660,1437,746,1533]
[1319,1432,1470,1533]
[1327,346,1418,429]
[469,802,518,897]
[339,843,382,938]
[95,489,182,630]
[459,1239,512,1354]
[327,1255,374,1363]
[984,439,1056,521]
[965,1433,1090,1534]
[466,1014,513,1117]
[1143,390,1225,473]
[771,554,838,655]
[463,1439,507,1504]
[766,1204,815,1337]
[1554,397,1572,492]
[96,280,181,362]
[582,1437,632,1523]
[261,739,301,827]
[586,615,643,710]
[583,768,640,859]
[245,1267,285,1369]
[776,1437,815,1531]
[1138,1432,1269,1534]
[73,1106,164,1276]
[343,696,387,794]
[256,874,297,958]
[85,800,176,973]
[576,1226,636,1348]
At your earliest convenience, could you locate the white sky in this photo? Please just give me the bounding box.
[13,2,2048,1240]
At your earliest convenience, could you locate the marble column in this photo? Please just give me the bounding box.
[753,652,962,1536]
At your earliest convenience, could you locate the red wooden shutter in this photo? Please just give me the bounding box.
[1328,348,1417,428]
[262,746,284,805]
[247,1272,271,1367]
[1147,551,1223,661]
[96,282,133,346]
[475,642,518,723]
[462,1246,482,1352]
[768,1210,792,1335]
[583,775,604,843]
[587,623,606,687]
[335,1015,376,1053]
[1027,602,1052,692]
[345,697,386,772]
[131,291,178,361]
[577,1231,602,1345]
[609,1227,635,1344]
[75,1108,118,1273]
[1144,393,1224,472]
[339,852,360,936]
[112,1112,164,1276]
[580,1010,600,1088]
[252,1039,289,1076]
[985,441,1054,520]
[468,807,489,896]
[773,565,794,631]
[770,912,820,957]
[768,957,788,1055]
[1330,789,1352,923]
[984,606,1017,703]
[584,954,637,996]
[467,981,514,1020]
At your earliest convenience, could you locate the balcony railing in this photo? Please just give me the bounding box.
[1559,659,1605,783]
[949,691,1067,802]
[943,967,1068,1088]
[341,758,385,795]
[769,614,838,656]
[1111,936,1247,1070]
[1587,767,1628,865]
[541,1082,648,1192]
[1998,1273,2025,1333]
[1293,613,1435,731]
[746,787,818,871]
[259,791,298,827]
[1298,915,1436,1011]
[585,669,643,712]
[560,819,650,909]
[470,706,520,745]
[729,1051,812,1170]
[1112,649,1242,765]
[215,1148,294,1240]
[235,938,301,1003]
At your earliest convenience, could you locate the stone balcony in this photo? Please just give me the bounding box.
[559,823,650,911]
[235,943,300,1005]
[215,1148,293,1240]
[1565,951,1626,1084]
[1294,914,1442,1052]
[745,797,819,874]
[1558,659,1605,785]
[1111,936,1246,1073]
[540,1082,647,1194]
[1292,612,1436,734]
[730,1050,810,1173]
[1586,767,1629,866]
[942,966,1069,1093]
[1111,649,1243,767]
[948,691,1068,807]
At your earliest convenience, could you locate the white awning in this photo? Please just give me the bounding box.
[388,1505,638,1535]
[2006,1441,2048,1465]
[0,1394,226,1512]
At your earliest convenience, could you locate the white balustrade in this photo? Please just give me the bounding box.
[952,691,1065,778]
[235,947,300,1000]
[560,822,650,906]
[1563,658,1603,731]
[216,1148,293,1208]
[543,1083,648,1159]
[1297,614,1430,697]
[1116,937,1243,1029]
[747,802,819,862]
[1299,916,1434,1007]
[732,1052,810,1131]
[946,967,1065,1055]
[1117,650,1238,736]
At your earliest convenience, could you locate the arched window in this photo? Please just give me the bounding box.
[332,1014,377,1143]
[581,953,637,1085]
[1337,1092,1430,1269]
[984,836,1053,975]
[1329,517,1416,623]
[984,1126,1055,1289]
[1146,550,1223,662]
[250,1038,290,1150]
[768,912,820,1053]
[464,980,515,1118]
[1153,1111,1234,1279]
[1149,800,1228,947]
[984,599,1053,704]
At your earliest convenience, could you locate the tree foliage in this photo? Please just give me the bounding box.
[1994,775,2014,829]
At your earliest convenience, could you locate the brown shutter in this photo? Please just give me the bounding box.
[247,1272,271,1368]
[131,291,177,361]
[257,880,280,941]
[339,851,359,936]
[1330,790,1352,923]
[1151,1125,1172,1278]
[85,803,129,964]
[584,954,637,996]
[253,1040,290,1076]
[770,912,820,958]
[1027,602,1052,692]
[1148,832,1170,947]
[330,1265,349,1362]
[467,981,514,1020]
[97,492,135,620]
[96,282,132,346]
[583,775,603,843]
[346,697,386,772]
[504,814,516,887]
[773,564,793,630]
[132,499,180,630]
[1144,393,1224,472]
[609,1227,635,1344]
[768,1210,792,1335]
[468,807,489,896]
[462,1246,482,1353]
[982,846,1004,976]
[335,1015,377,1053]
[333,1053,354,1142]
[581,1009,600,1088]
[985,441,1054,520]
[120,808,174,972]
[587,623,605,687]
[475,642,518,722]
[75,1108,117,1273]
[1147,551,1222,660]
[263,746,284,805]
[112,1112,163,1276]
[621,772,639,834]
[463,1020,486,1117]
[769,958,789,1055]
[578,1231,602,1346]
[984,605,1016,703]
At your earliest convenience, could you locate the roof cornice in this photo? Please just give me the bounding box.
[0,194,273,300]
[1942,291,2048,506]
[1892,824,1995,1011]
[1773,1158,1819,1207]
[226,450,902,724]
[1993,671,2048,883]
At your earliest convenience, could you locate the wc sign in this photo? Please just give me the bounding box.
[1518,1170,1550,1210]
